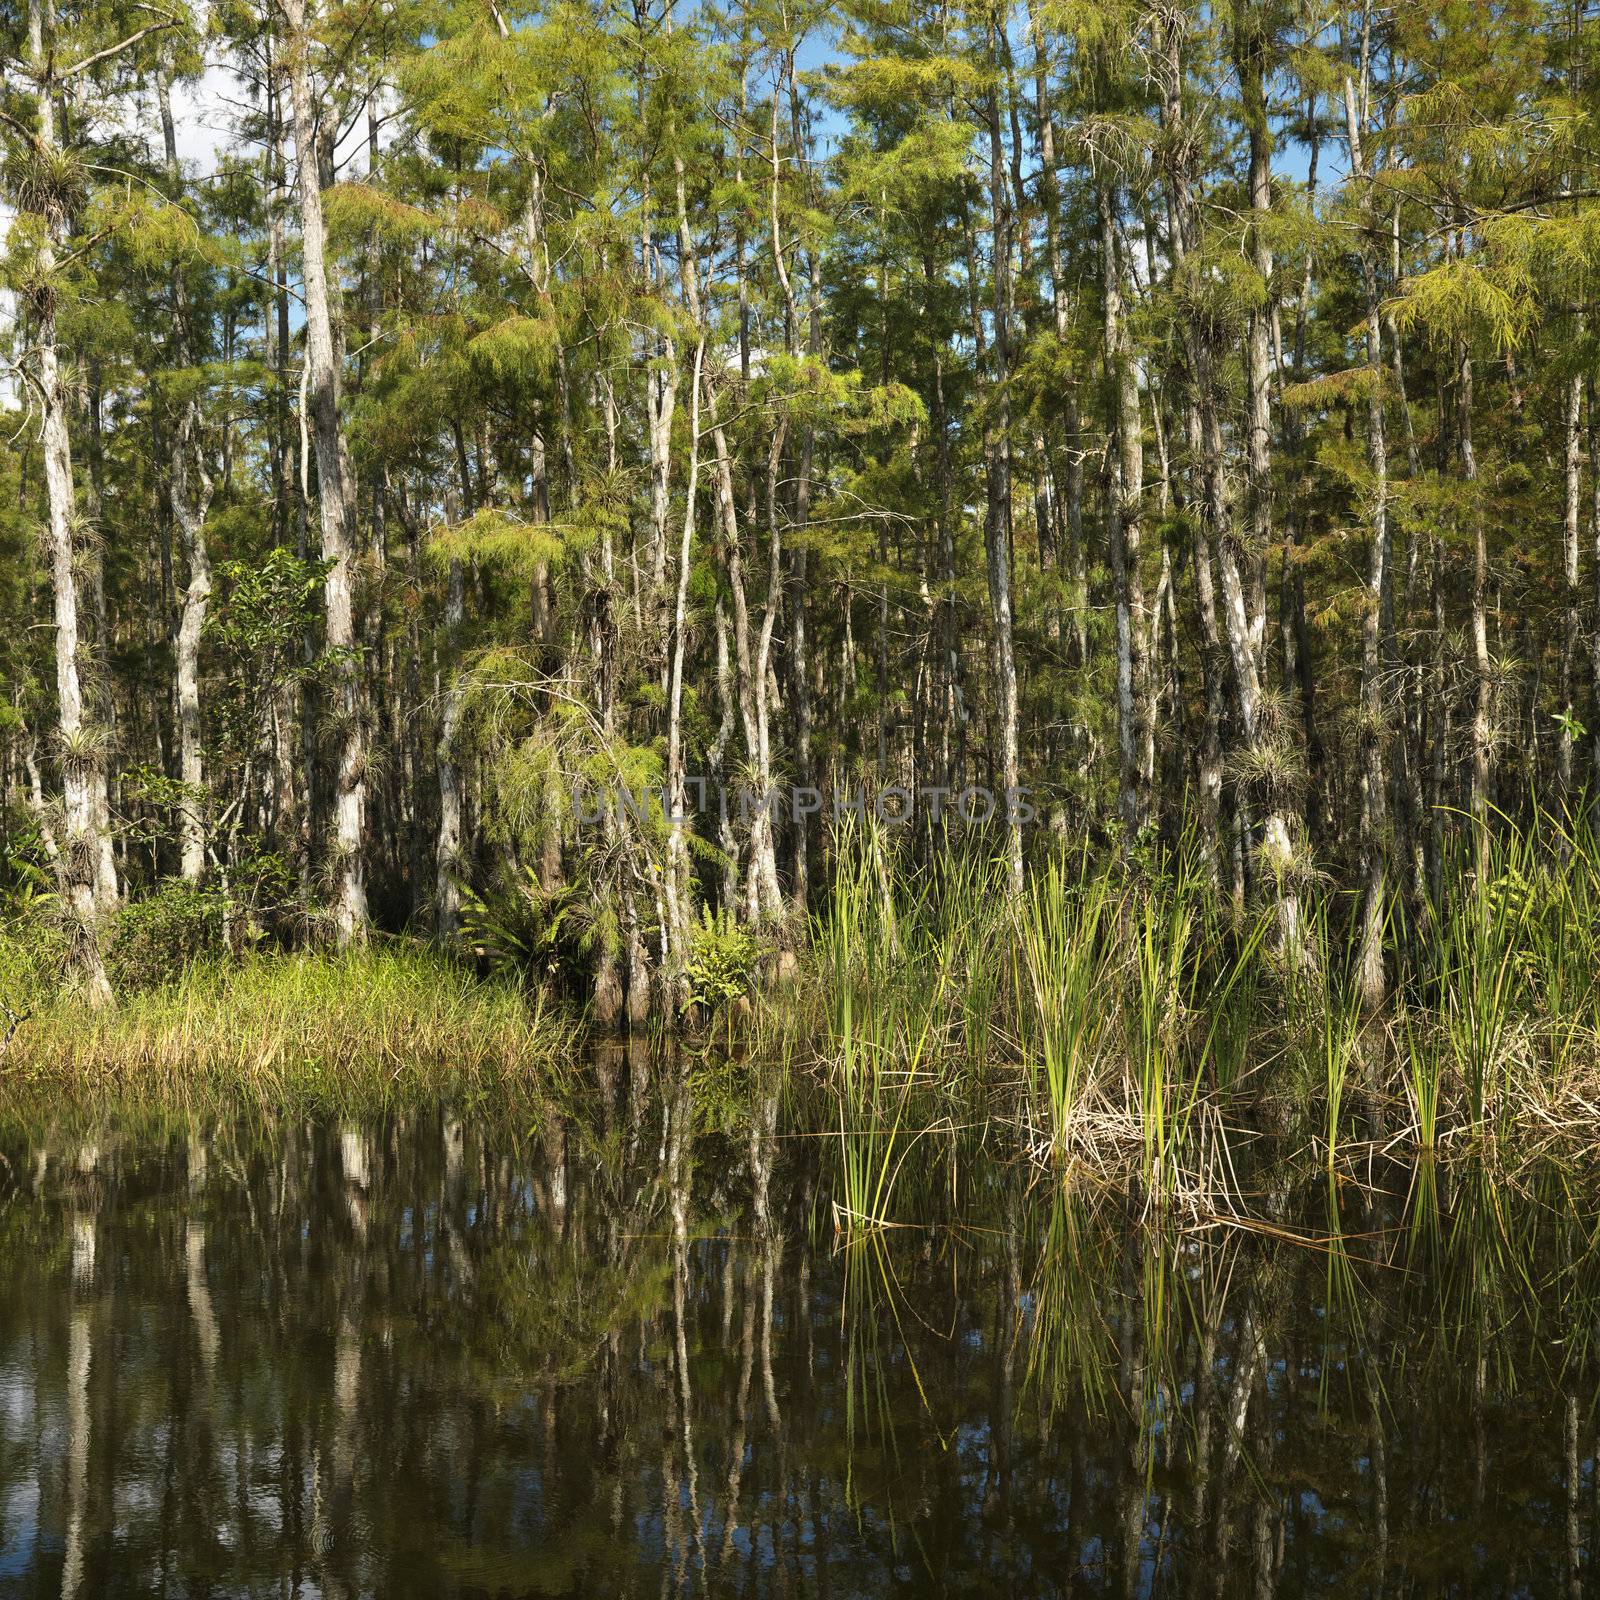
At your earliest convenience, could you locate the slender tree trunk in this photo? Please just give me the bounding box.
[1559,371,1582,816]
[749,421,789,925]
[664,342,706,971]
[281,0,369,944]
[787,58,822,915]
[1227,12,1305,963]
[1167,7,1303,955]
[1589,384,1600,827]
[173,405,215,884]
[1461,341,1492,880]
[1344,72,1392,1008]
[983,14,1023,893]
[25,0,114,1003]
[159,61,216,888]
[1098,180,1149,846]
[436,555,465,940]
[709,593,741,912]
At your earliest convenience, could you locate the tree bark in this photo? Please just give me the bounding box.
[1097,179,1149,847]
[25,0,114,1003]
[281,0,370,945]
[1344,69,1392,1008]
[173,404,215,884]
[435,554,465,940]
[1461,340,1492,882]
[1559,371,1582,814]
[983,10,1023,893]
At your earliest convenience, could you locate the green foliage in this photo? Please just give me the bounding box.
[459,863,589,985]
[207,548,329,767]
[323,181,437,248]
[108,881,227,991]
[428,507,563,575]
[1387,259,1536,354]
[0,903,69,1020]
[84,189,219,273]
[0,944,577,1113]
[467,315,562,388]
[0,819,58,920]
[121,763,207,854]
[682,906,761,1012]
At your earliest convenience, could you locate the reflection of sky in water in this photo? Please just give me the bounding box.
[0,1480,39,1577]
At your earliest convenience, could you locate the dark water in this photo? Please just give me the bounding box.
[0,1063,1597,1598]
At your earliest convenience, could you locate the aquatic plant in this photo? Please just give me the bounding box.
[1015,846,1116,1158]
[792,808,1600,1201]
[1308,896,1368,1171]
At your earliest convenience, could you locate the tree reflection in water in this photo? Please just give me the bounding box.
[0,1052,1596,1597]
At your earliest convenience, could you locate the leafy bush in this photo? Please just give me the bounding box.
[108,881,227,991]
[458,864,590,987]
[228,845,303,946]
[0,819,58,920]
[683,906,762,1014]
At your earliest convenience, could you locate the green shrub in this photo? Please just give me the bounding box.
[108,881,227,991]
[0,817,58,919]
[683,906,762,1013]
[458,864,590,987]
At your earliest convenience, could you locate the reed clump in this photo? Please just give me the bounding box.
[790,814,1600,1223]
[0,941,577,1114]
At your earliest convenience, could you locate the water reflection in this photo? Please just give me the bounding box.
[0,1059,1596,1597]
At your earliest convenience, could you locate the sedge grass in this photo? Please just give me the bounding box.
[1306,896,1367,1172]
[791,809,1600,1203]
[14,809,1600,1194]
[1015,848,1116,1158]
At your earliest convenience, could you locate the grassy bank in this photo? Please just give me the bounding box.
[0,942,578,1114]
[5,813,1600,1214]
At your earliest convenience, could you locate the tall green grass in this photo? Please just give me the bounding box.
[0,941,577,1113]
[795,807,1600,1205]
[1393,810,1600,1150]
[1016,847,1114,1157]
[818,820,952,1231]
[11,807,1600,1193]
[1304,897,1367,1171]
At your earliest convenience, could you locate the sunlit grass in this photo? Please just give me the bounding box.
[9,809,1600,1199]
[0,941,577,1114]
[1016,846,1115,1158]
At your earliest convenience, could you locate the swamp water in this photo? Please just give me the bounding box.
[0,1061,1596,1598]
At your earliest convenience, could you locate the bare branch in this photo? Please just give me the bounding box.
[58,15,179,83]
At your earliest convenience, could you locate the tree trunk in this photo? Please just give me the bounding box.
[1344,71,1391,1009]
[26,0,114,1003]
[983,18,1023,894]
[1461,341,1492,881]
[1097,180,1149,847]
[664,341,706,971]
[173,404,215,884]
[1589,384,1600,828]
[435,556,465,940]
[281,0,370,945]
[1559,371,1582,815]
